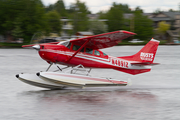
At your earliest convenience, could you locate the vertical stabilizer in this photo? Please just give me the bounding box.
[119,38,160,63]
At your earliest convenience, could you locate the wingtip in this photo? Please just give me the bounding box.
[151,38,160,43]
[120,30,136,35]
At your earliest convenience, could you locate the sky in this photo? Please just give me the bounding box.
[42,0,180,13]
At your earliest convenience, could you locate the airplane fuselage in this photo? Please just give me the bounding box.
[38,43,151,75]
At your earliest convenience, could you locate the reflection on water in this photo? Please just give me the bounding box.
[16,88,159,120]
[20,88,157,104]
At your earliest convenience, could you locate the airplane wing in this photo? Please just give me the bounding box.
[22,30,135,49]
[70,30,136,49]
[65,30,136,62]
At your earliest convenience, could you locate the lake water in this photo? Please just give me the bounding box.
[0,45,180,120]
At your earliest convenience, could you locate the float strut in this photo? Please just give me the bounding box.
[46,63,53,71]
[57,66,62,71]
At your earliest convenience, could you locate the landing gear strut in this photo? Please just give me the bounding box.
[45,63,91,76]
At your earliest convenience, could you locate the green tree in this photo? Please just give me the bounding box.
[119,4,132,13]
[134,6,143,13]
[54,0,67,17]
[45,10,61,35]
[0,0,46,42]
[156,21,170,39]
[45,4,55,13]
[69,0,90,34]
[106,3,130,32]
[98,11,108,19]
[89,20,107,35]
[157,21,170,34]
[133,8,153,40]
[12,18,24,38]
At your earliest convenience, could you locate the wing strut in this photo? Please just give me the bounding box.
[66,38,91,62]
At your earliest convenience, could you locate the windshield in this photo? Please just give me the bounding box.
[58,41,70,47]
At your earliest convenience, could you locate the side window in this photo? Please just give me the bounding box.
[94,50,100,56]
[72,44,84,52]
[103,52,107,56]
[86,48,93,54]
[73,45,80,51]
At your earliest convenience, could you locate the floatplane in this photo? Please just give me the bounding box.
[16,30,160,89]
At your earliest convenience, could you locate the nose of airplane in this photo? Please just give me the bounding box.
[32,45,40,50]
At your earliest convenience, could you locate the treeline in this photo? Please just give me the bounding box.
[0,0,62,42]
[99,3,153,40]
[0,0,154,43]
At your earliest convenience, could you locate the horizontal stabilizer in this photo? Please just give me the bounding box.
[131,62,160,66]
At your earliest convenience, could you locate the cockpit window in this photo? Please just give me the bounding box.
[94,50,100,56]
[86,48,93,54]
[103,52,107,56]
[72,45,84,52]
[73,45,80,51]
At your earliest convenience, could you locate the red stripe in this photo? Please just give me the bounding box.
[45,73,127,84]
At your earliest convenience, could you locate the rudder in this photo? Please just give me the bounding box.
[119,38,160,63]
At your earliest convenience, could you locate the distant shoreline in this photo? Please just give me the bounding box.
[0,41,179,48]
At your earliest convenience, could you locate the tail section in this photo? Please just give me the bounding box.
[117,38,160,75]
[119,38,160,64]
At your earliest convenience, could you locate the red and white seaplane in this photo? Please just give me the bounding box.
[16,30,160,89]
